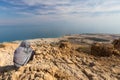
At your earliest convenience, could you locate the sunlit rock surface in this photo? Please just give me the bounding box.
[0,34,120,80]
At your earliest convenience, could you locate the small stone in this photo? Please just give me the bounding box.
[89,62,95,67]
[30,74,35,79]
[100,73,115,80]
[44,73,54,80]
[35,77,40,80]
[18,66,26,73]
[64,58,73,64]
[19,73,26,80]
[112,67,120,74]
[83,69,96,78]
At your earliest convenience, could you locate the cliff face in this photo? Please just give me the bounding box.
[0,34,120,80]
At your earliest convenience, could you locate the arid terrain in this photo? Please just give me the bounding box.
[0,34,120,80]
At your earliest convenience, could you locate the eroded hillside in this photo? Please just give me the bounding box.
[0,34,120,80]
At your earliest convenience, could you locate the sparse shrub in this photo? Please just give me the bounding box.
[91,43,114,57]
[50,42,58,47]
[0,44,5,48]
[58,40,71,49]
[85,37,110,42]
[112,38,120,51]
[76,45,91,53]
[111,38,120,56]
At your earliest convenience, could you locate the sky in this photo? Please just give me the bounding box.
[0,0,120,33]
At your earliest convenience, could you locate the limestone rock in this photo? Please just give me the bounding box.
[0,37,120,80]
[112,66,120,74]
[83,68,97,79]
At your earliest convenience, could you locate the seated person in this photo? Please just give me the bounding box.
[13,40,35,68]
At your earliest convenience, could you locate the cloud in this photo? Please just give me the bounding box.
[1,0,120,16]
[1,0,120,34]
[23,0,70,6]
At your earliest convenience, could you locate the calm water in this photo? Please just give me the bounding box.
[0,25,66,42]
[0,25,114,42]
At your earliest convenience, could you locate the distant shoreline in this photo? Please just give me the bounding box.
[0,33,120,43]
[0,36,61,43]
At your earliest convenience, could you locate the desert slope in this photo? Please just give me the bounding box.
[0,34,120,80]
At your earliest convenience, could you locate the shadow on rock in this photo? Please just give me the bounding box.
[0,65,18,73]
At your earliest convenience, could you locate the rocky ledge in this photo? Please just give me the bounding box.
[0,34,120,80]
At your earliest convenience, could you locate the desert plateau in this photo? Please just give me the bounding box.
[0,34,120,80]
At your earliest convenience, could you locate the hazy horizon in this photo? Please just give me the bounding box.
[0,0,120,35]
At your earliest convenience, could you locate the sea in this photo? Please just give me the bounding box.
[0,25,80,42]
[0,25,117,43]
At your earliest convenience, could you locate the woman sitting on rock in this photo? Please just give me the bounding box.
[13,40,35,68]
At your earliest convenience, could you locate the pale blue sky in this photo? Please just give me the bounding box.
[0,0,120,33]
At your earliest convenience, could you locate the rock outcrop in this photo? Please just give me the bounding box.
[0,37,120,80]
